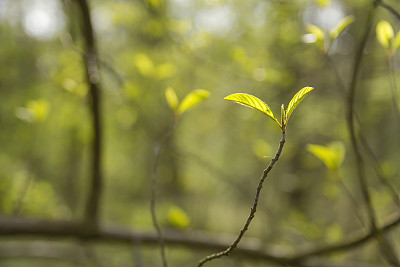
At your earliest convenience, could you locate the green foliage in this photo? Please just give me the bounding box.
[165,86,179,111]
[307,16,355,52]
[167,205,191,228]
[225,87,314,130]
[376,20,394,49]
[330,15,355,40]
[285,86,314,124]
[224,93,280,127]
[15,99,50,123]
[307,24,325,50]
[307,142,345,171]
[178,89,210,115]
[376,20,400,53]
[165,87,210,117]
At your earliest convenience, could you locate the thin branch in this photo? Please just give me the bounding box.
[151,145,169,267]
[75,0,103,227]
[345,1,400,265]
[197,130,286,267]
[378,0,400,21]
[325,32,400,211]
[150,121,177,267]
[0,212,400,265]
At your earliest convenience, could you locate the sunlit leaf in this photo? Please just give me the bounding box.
[307,24,324,50]
[307,142,345,171]
[224,93,280,126]
[165,86,179,111]
[155,63,177,80]
[394,31,400,51]
[285,87,314,123]
[178,89,210,114]
[16,99,50,123]
[168,205,190,228]
[376,20,394,49]
[316,0,331,7]
[147,0,163,8]
[330,15,355,40]
[133,53,154,77]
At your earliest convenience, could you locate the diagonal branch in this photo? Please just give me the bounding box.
[197,130,286,267]
[377,0,400,21]
[75,0,103,227]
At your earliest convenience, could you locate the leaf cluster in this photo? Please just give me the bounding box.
[224,87,314,131]
[306,15,355,53]
[165,87,210,117]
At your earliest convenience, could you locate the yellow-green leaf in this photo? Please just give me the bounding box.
[133,53,154,77]
[286,87,314,123]
[376,20,394,49]
[167,205,190,228]
[307,142,345,171]
[178,89,209,114]
[330,15,355,40]
[394,31,400,51]
[224,93,280,127]
[165,86,179,111]
[15,99,50,123]
[307,24,324,50]
[316,0,331,7]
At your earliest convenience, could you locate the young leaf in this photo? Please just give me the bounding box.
[167,205,191,229]
[307,142,345,171]
[280,104,285,128]
[224,93,280,127]
[376,20,394,49]
[165,86,179,111]
[330,15,355,40]
[285,86,314,123]
[307,24,324,50]
[394,31,400,51]
[178,89,210,115]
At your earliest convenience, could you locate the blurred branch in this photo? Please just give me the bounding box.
[345,1,400,265]
[150,127,175,267]
[0,241,88,264]
[197,131,286,267]
[377,1,400,21]
[0,212,400,265]
[325,26,400,211]
[74,0,103,227]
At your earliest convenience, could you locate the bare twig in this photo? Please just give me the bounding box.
[75,0,103,227]
[150,121,177,267]
[197,130,286,267]
[378,0,400,21]
[151,145,169,267]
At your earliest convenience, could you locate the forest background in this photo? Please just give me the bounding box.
[1,0,400,266]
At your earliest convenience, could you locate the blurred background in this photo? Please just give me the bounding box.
[0,0,400,266]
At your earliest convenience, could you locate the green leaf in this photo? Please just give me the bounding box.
[178,89,210,114]
[316,0,331,7]
[307,142,345,171]
[224,93,280,127]
[285,86,314,123]
[165,86,179,111]
[167,205,190,228]
[394,31,400,51]
[376,20,394,49]
[307,24,324,50]
[330,15,355,40]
